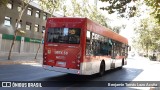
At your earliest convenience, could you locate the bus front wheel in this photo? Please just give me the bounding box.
[99,61,105,76]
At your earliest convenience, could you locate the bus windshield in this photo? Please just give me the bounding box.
[47,28,81,44]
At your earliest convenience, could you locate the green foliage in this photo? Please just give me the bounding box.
[39,0,63,17]
[133,16,160,53]
[66,0,108,27]
[144,0,160,24]
[0,0,8,7]
[99,0,137,18]
[99,0,157,20]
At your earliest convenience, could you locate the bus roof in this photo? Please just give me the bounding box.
[47,17,128,44]
[86,18,128,44]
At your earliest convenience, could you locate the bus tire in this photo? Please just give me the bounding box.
[98,61,105,77]
[119,59,124,69]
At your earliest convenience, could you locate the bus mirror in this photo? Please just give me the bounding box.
[129,46,131,51]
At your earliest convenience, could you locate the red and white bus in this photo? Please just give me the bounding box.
[43,17,128,76]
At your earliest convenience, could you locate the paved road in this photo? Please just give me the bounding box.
[0,56,160,90]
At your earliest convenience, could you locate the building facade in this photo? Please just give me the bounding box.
[0,0,51,55]
[0,0,51,39]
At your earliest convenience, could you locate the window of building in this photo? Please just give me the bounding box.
[17,23,21,28]
[35,10,40,18]
[26,22,31,31]
[4,16,11,26]
[34,24,39,32]
[17,5,22,12]
[27,7,32,15]
[15,20,22,28]
[42,26,45,30]
[43,13,47,20]
[7,1,13,9]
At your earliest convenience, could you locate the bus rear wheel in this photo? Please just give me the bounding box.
[99,61,105,76]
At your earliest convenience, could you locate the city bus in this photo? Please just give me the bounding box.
[43,17,129,76]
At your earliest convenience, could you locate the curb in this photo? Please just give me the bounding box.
[0,60,42,65]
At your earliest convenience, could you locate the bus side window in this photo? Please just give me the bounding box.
[86,39,91,55]
[98,37,111,56]
[86,31,92,55]
[125,45,128,57]
[108,39,112,56]
[68,28,81,44]
[121,44,125,56]
[100,42,108,55]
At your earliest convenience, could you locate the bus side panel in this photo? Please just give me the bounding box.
[80,56,126,75]
[80,60,101,75]
[80,18,87,62]
[80,56,113,75]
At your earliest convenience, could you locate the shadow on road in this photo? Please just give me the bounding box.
[0,64,143,90]
[35,67,143,87]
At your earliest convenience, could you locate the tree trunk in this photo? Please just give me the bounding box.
[35,43,41,60]
[7,0,31,60]
[146,43,149,57]
[8,32,17,60]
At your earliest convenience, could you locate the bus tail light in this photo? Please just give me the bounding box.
[44,53,47,60]
[43,52,47,64]
[77,60,80,63]
[77,55,80,59]
[77,54,81,68]
[77,64,80,67]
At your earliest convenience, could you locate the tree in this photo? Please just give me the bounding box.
[133,16,160,55]
[67,0,108,27]
[144,0,160,24]
[0,0,8,7]
[34,0,64,59]
[67,0,90,17]
[99,0,137,18]
[112,26,121,33]
[8,0,33,60]
[69,0,81,17]
[88,5,108,27]
[99,0,160,23]
[34,30,45,60]
[39,0,63,17]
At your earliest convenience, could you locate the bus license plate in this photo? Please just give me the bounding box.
[57,61,66,66]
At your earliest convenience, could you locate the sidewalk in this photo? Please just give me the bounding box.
[0,53,43,65]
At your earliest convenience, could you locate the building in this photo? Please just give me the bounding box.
[0,0,52,55]
[0,0,99,55]
[0,0,52,39]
